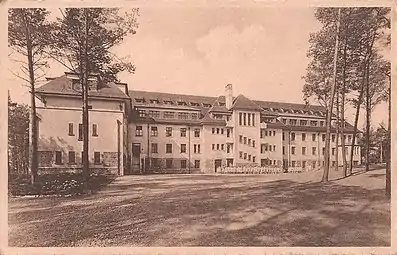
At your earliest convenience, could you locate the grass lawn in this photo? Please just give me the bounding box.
[8,168,390,247]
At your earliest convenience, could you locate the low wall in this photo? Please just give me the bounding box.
[38,167,118,175]
[217,166,317,174]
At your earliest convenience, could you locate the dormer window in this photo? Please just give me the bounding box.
[190,102,200,107]
[150,99,160,104]
[203,103,212,108]
[164,100,174,105]
[177,101,187,106]
[219,102,225,106]
[71,79,82,91]
[135,98,145,103]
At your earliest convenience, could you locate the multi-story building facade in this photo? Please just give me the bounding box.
[35,72,362,175]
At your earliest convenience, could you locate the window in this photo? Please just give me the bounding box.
[151,143,158,153]
[291,133,296,141]
[252,140,256,147]
[216,128,220,134]
[135,126,143,136]
[283,146,285,155]
[164,111,174,119]
[302,133,306,141]
[302,147,306,155]
[138,110,146,117]
[248,155,251,161]
[291,161,296,167]
[181,144,187,153]
[348,135,352,143]
[212,144,215,150]
[180,128,187,137]
[194,129,200,137]
[273,145,276,151]
[166,127,172,137]
[312,134,316,141]
[68,151,76,164]
[91,124,97,137]
[300,120,307,126]
[243,113,247,125]
[166,144,172,153]
[227,144,231,153]
[282,132,285,141]
[178,112,189,119]
[265,130,268,136]
[322,147,325,155]
[302,161,306,169]
[248,138,251,145]
[216,144,220,150]
[212,128,215,134]
[291,146,296,155]
[239,151,243,158]
[191,113,198,119]
[94,152,101,164]
[310,120,318,126]
[332,148,335,156]
[239,112,242,125]
[181,160,187,169]
[253,156,256,163]
[289,119,297,126]
[166,159,173,168]
[227,129,231,137]
[244,137,247,144]
[149,110,160,118]
[68,123,74,136]
[221,144,224,150]
[282,118,287,124]
[261,144,266,153]
[332,134,336,142]
[194,160,200,169]
[221,128,224,135]
[244,153,247,159]
[151,126,158,137]
[78,124,83,141]
[320,121,324,127]
[312,147,317,155]
[265,144,268,151]
[55,151,62,165]
[252,113,255,126]
[248,113,251,126]
[322,134,326,142]
[273,131,276,136]
[194,144,201,153]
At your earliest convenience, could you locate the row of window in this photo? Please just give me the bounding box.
[283,132,352,143]
[155,143,201,154]
[139,110,199,120]
[261,144,277,153]
[68,123,98,139]
[212,127,232,137]
[261,130,276,138]
[54,151,101,165]
[238,112,256,126]
[239,135,256,147]
[239,151,257,163]
[136,126,201,138]
[211,144,232,153]
[135,97,212,108]
[282,119,325,127]
[284,146,354,156]
[153,159,201,169]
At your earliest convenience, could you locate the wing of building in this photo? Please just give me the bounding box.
[34,72,362,175]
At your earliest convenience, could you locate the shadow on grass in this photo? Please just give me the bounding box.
[8,170,390,247]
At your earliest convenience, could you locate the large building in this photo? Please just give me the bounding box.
[35,72,362,175]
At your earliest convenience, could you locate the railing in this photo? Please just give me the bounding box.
[217,166,317,174]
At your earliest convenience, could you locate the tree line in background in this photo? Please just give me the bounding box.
[8,8,139,186]
[303,7,391,197]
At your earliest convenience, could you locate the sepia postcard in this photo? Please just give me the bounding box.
[1,0,395,254]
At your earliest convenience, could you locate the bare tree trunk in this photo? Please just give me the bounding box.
[365,61,371,172]
[323,8,341,182]
[25,19,38,185]
[341,40,348,177]
[386,74,391,198]
[335,89,340,171]
[82,9,90,182]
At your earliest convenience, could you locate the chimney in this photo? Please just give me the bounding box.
[225,84,233,109]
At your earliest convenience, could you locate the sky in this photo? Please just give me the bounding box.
[7,6,389,128]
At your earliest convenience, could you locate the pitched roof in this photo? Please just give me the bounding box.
[230,94,264,111]
[208,96,230,113]
[36,75,130,100]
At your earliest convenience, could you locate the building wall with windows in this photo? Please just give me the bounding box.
[35,75,362,175]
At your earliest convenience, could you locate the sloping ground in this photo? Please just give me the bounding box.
[8,168,390,247]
